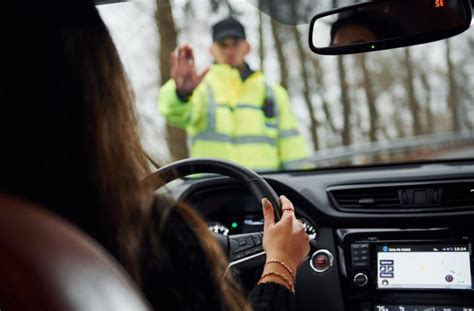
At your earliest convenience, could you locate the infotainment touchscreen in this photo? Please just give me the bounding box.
[376,244,472,290]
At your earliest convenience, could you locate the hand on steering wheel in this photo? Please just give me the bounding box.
[144,158,313,277]
[262,196,310,273]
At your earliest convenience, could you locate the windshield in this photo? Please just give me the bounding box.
[98,1,474,172]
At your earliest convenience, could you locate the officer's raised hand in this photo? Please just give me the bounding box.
[171,44,209,100]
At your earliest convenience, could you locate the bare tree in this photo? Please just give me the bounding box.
[156,0,189,161]
[270,18,289,89]
[357,54,379,142]
[418,65,434,134]
[446,40,461,132]
[258,0,265,71]
[289,21,320,150]
[457,67,473,130]
[403,48,423,136]
[337,56,353,146]
[391,93,408,138]
[310,56,337,135]
[333,0,352,146]
[209,0,241,16]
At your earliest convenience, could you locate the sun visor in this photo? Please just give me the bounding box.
[246,0,356,25]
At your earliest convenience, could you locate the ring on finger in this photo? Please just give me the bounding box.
[282,208,294,212]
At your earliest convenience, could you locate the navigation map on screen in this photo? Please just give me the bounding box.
[377,244,472,290]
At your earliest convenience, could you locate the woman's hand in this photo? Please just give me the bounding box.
[261,195,310,275]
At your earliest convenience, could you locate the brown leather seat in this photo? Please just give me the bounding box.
[0,194,151,311]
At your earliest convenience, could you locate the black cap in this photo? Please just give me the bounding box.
[212,17,246,42]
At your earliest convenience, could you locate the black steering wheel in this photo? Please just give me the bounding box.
[143,158,282,273]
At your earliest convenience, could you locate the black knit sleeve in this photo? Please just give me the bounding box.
[248,282,296,311]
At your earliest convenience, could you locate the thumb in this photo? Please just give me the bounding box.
[196,67,210,84]
[262,198,275,231]
[170,51,177,78]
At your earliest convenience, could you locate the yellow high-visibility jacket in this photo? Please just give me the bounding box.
[158,64,310,171]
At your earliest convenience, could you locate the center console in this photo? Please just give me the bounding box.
[337,229,474,311]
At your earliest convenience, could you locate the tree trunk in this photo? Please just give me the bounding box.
[446,40,461,132]
[419,66,434,134]
[338,56,352,146]
[403,48,423,136]
[357,54,379,142]
[156,0,189,161]
[290,23,320,150]
[332,0,352,146]
[310,56,337,135]
[391,94,407,138]
[270,18,289,90]
[258,0,265,71]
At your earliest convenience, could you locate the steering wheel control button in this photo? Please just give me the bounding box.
[354,273,368,287]
[310,249,334,273]
[252,233,262,246]
[231,236,255,254]
[229,234,264,261]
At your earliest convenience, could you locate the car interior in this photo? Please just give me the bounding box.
[2,0,474,310]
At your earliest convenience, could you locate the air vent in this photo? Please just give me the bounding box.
[329,186,401,212]
[328,180,474,213]
[443,182,474,209]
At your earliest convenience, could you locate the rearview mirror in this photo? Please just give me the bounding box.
[309,0,472,55]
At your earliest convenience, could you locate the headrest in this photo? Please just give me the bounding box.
[0,194,151,310]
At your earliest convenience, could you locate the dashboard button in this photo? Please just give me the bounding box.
[354,273,368,287]
[354,261,369,268]
[316,255,327,266]
[310,249,334,273]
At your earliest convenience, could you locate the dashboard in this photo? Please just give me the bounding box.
[167,160,474,311]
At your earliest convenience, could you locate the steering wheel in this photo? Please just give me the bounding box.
[143,158,282,273]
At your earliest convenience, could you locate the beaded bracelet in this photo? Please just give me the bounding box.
[258,271,295,294]
[264,259,296,282]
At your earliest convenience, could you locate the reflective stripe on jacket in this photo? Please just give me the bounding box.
[158,64,310,171]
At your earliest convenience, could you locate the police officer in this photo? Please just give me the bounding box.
[159,17,310,171]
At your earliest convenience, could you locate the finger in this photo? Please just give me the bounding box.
[180,45,194,66]
[196,67,210,85]
[170,51,177,66]
[280,195,295,216]
[186,45,196,66]
[177,46,186,67]
[280,195,294,208]
[262,198,275,231]
[170,51,177,78]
